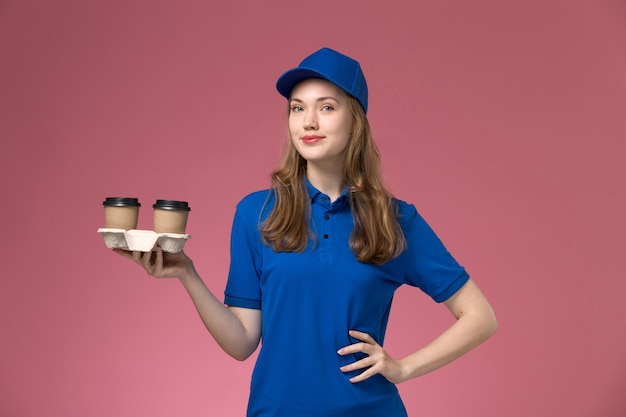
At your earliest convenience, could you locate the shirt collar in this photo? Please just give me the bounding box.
[304,177,350,207]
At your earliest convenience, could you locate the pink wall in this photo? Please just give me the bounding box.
[1,1,624,416]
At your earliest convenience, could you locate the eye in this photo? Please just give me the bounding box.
[321,105,334,111]
[291,105,303,112]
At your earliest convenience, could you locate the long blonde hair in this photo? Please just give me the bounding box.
[262,95,406,265]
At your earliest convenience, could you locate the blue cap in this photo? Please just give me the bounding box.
[276,47,368,113]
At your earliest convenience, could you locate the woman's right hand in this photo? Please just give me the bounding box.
[113,247,196,280]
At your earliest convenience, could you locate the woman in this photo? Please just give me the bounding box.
[115,47,497,416]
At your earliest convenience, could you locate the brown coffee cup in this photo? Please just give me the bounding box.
[103,197,141,230]
[153,200,190,234]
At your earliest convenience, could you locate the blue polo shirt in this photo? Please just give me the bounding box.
[224,180,469,417]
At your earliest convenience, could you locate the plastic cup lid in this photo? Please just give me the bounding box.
[153,200,191,211]
[103,197,141,207]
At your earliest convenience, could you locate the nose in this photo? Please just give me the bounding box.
[304,112,318,130]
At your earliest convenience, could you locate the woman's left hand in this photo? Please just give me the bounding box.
[337,330,406,384]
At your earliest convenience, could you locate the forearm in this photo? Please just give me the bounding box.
[114,248,260,360]
[399,305,497,380]
[338,294,496,385]
[178,270,260,361]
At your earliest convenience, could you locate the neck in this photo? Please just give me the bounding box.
[305,164,345,202]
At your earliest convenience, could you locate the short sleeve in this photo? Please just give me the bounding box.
[223,191,269,309]
[390,202,470,303]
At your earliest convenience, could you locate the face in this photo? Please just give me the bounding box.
[288,78,353,171]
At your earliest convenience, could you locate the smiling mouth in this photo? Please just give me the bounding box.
[302,135,324,144]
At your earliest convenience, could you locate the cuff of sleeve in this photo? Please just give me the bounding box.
[433,271,470,303]
[224,294,262,310]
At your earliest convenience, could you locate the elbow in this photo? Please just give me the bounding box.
[458,304,498,341]
[474,295,498,340]
[483,307,498,339]
[226,342,259,362]
[231,350,254,362]
[466,304,498,342]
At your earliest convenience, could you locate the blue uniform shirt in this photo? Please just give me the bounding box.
[224,180,470,417]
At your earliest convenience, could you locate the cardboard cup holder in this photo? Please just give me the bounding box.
[98,228,190,253]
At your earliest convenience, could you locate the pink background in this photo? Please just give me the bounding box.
[1,1,625,416]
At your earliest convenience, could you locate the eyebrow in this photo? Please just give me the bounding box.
[289,96,340,103]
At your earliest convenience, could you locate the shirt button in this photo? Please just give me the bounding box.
[323,234,329,239]
[321,197,328,202]
[324,214,330,220]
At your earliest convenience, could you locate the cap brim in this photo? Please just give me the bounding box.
[276,68,331,99]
